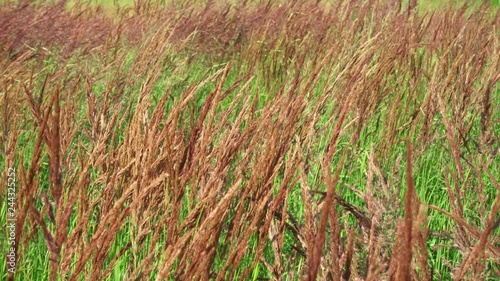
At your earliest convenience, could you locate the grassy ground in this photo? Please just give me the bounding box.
[1,0,499,280]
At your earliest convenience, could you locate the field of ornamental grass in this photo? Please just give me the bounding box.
[0,0,499,280]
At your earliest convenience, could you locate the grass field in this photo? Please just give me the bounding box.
[1,0,499,280]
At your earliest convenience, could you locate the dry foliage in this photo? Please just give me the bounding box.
[0,0,499,280]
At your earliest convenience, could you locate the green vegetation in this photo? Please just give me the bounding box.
[1,0,499,280]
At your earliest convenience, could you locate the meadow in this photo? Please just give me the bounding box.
[0,0,499,280]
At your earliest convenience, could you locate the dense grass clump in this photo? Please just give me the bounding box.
[1,0,499,280]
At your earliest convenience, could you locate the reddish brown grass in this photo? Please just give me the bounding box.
[1,0,499,280]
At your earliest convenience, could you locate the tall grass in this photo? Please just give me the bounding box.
[1,0,499,280]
